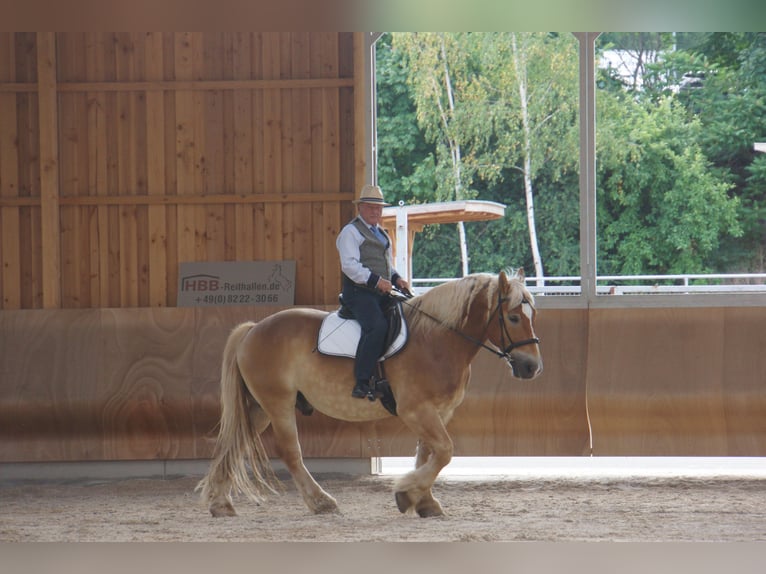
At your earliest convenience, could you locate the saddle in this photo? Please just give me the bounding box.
[337,294,405,353]
[316,295,408,361]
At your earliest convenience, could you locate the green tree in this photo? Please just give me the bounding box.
[392,32,484,276]
[596,92,741,276]
[468,32,580,284]
[375,34,435,204]
[390,32,581,282]
[378,33,749,284]
[684,33,766,273]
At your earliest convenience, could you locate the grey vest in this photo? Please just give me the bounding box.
[351,217,393,281]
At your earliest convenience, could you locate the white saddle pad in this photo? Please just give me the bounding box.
[317,311,408,360]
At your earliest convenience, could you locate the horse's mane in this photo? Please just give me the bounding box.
[404,270,532,336]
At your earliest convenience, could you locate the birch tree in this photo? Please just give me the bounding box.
[394,33,480,276]
[392,33,579,281]
[471,33,580,285]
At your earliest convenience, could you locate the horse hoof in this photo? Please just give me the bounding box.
[395,491,412,513]
[210,502,238,517]
[416,505,444,518]
[312,497,340,514]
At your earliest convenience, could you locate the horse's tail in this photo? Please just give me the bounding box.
[196,321,280,506]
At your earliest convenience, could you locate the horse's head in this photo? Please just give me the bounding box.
[491,268,543,379]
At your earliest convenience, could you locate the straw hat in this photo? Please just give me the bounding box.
[353,184,391,206]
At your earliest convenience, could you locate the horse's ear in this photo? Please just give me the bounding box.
[516,267,525,282]
[499,270,509,290]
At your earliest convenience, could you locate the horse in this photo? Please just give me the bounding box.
[196,268,543,518]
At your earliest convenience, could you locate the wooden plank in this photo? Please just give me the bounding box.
[0,48,22,307]
[174,33,197,268]
[231,33,254,261]
[262,33,283,260]
[115,37,139,307]
[16,70,38,203]
[281,81,295,266]
[192,35,208,262]
[51,78,354,92]
[36,32,61,308]
[59,88,91,307]
[145,32,168,307]
[0,83,36,92]
[16,45,42,308]
[203,86,226,261]
[352,32,366,197]
[55,191,352,206]
[322,84,342,301]
[17,207,39,308]
[291,32,313,304]
[320,34,342,304]
[0,207,21,308]
[117,94,137,306]
[0,34,15,83]
[309,36,326,302]
[163,88,179,305]
[86,33,110,308]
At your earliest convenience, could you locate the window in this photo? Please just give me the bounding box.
[373,32,766,306]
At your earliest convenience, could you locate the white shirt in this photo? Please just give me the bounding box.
[336,218,397,285]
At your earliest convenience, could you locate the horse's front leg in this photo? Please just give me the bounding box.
[395,407,453,517]
[408,440,444,518]
[269,405,339,514]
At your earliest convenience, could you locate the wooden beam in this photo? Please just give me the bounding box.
[0,191,355,208]
[37,32,61,309]
[0,79,355,94]
[353,32,366,193]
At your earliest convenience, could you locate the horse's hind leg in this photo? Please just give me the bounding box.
[269,405,339,514]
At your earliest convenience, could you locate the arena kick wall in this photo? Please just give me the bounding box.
[2,305,765,463]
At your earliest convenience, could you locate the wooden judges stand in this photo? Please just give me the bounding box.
[380,199,507,283]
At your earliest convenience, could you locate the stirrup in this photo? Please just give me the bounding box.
[368,377,386,401]
[352,381,371,399]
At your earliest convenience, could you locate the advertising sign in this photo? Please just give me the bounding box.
[177,261,295,307]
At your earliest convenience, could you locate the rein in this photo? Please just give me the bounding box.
[392,283,540,363]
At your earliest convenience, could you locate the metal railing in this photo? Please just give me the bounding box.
[412,273,766,296]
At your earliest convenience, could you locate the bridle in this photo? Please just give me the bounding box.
[394,280,540,363]
[495,288,541,359]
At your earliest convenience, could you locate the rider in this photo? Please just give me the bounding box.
[336,184,411,399]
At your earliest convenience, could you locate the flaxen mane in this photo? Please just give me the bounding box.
[404,270,532,336]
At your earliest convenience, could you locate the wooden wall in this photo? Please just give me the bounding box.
[0,32,358,310]
[2,305,765,463]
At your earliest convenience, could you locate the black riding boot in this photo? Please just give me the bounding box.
[352,379,372,399]
[352,377,383,401]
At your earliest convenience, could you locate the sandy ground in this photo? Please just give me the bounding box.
[2,472,766,542]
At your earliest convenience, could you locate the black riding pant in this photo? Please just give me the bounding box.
[341,282,389,382]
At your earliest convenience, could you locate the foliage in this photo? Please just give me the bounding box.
[596,94,741,275]
[376,32,761,281]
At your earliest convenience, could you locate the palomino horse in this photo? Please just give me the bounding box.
[196,268,542,518]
